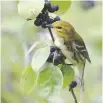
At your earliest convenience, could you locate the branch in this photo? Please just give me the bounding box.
[48,27,55,42]
[69,81,78,103]
[70,89,78,103]
[44,0,55,42]
[45,0,48,2]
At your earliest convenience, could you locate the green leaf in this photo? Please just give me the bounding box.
[18,0,44,20]
[31,46,50,72]
[27,41,49,56]
[62,65,74,88]
[20,65,38,94]
[2,14,26,32]
[50,0,71,15]
[35,64,63,101]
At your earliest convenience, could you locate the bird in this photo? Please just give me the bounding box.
[47,20,91,103]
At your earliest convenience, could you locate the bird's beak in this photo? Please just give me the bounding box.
[46,24,54,28]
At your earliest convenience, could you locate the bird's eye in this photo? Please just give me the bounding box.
[57,26,62,29]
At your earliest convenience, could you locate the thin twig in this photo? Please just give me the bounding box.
[70,89,78,103]
[44,0,55,43]
[48,27,55,42]
[45,0,48,2]
[45,1,78,103]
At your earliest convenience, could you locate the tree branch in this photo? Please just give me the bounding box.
[45,1,78,103]
[70,89,78,103]
[44,0,55,42]
[45,0,48,2]
[48,27,55,42]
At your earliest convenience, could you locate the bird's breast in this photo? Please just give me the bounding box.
[54,37,76,64]
[52,29,77,64]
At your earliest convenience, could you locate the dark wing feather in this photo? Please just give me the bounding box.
[65,26,91,63]
[73,39,91,63]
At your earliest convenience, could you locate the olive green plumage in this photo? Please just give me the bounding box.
[51,20,91,102]
[52,20,91,63]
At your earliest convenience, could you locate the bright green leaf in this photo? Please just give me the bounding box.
[31,46,50,72]
[50,0,71,15]
[62,65,74,88]
[27,41,49,56]
[35,64,63,101]
[2,14,26,32]
[20,65,38,94]
[18,0,44,20]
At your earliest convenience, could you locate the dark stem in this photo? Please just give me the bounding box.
[48,27,55,42]
[45,0,48,2]
[70,89,78,103]
[44,0,55,43]
[44,1,78,103]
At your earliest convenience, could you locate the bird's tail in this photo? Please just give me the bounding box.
[73,60,86,103]
[78,60,86,103]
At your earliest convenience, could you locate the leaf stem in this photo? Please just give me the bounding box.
[48,27,55,42]
[45,1,77,103]
[44,0,55,43]
[45,0,48,2]
[70,89,78,103]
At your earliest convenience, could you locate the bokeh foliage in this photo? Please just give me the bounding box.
[1,1,102,103]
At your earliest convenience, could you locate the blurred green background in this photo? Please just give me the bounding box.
[1,0,102,103]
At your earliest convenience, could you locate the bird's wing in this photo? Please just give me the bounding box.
[73,35,91,63]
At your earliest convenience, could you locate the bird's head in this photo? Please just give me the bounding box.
[47,20,75,39]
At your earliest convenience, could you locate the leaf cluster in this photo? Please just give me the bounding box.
[20,42,74,102]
